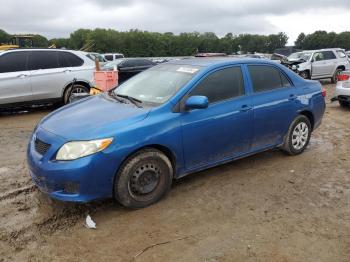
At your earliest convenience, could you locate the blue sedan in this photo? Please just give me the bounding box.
[27,58,326,208]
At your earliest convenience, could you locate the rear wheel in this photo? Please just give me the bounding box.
[331,68,342,84]
[339,100,349,107]
[63,84,89,104]
[114,149,173,208]
[282,115,311,155]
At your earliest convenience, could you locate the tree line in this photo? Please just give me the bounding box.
[295,31,350,50]
[1,28,350,56]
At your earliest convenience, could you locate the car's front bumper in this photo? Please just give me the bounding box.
[27,127,120,202]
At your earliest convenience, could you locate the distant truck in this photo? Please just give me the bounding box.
[103,53,124,61]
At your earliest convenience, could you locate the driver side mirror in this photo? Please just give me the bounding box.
[185,96,209,110]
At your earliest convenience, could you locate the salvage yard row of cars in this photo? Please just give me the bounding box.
[0,49,157,108]
[0,48,349,109]
[0,47,349,109]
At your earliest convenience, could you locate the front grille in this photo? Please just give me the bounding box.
[34,138,51,155]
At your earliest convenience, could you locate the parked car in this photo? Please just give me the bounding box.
[292,48,350,83]
[27,58,326,208]
[102,58,156,83]
[103,53,124,61]
[331,74,350,107]
[280,51,313,70]
[270,53,287,64]
[85,52,108,66]
[0,49,95,108]
[244,54,268,59]
[195,53,227,57]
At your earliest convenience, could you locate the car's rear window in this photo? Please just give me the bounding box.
[28,51,59,70]
[58,52,84,67]
[248,65,291,93]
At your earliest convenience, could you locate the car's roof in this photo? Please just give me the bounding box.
[168,57,278,67]
[3,48,78,53]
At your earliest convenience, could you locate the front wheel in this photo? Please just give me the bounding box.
[114,149,173,208]
[63,84,89,104]
[282,115,312,155]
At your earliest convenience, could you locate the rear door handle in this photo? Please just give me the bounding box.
[63,69,71,73]
[289,94,297,101]
[240,105,252,112]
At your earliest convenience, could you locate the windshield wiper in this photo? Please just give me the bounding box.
[115,94,143,108]
[108,91,126,104]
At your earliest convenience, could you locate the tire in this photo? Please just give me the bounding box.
[331,68,342,84]
[114,148,173,208]
[299,70,310,79]
[339,101,349,107]
[63,84,89,104]
[282,115,312,156]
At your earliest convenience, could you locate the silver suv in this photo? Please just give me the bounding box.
[0,49,95,108]
[294,48,350,83]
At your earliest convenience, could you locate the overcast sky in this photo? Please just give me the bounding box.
[1,0,350,45]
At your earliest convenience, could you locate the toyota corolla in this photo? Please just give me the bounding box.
[27,58,326,208]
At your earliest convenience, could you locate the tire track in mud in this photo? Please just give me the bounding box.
[0,185,114,252]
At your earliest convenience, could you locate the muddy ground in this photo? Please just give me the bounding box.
[0,83,349,262]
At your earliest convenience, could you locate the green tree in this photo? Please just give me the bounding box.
[295,33,305,49]
[69,29,92,50]
[32,34,49,47]
[0,29,10,44]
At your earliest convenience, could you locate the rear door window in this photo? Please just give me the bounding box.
[58,52,83,67]
[190,66,245,104]
[322,51,336,60]
[248,65,291,93]
[0,51,28,73]
[28,51,58,70]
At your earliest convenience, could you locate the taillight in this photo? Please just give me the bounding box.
[322,88,327,97]
[337,74,350,81]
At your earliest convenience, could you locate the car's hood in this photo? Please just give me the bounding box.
[40,93,151,140]
[283,59,305,66]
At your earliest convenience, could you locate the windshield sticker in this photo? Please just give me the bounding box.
[177,67,199,74]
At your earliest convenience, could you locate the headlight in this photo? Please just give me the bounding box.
[56,138,113,160]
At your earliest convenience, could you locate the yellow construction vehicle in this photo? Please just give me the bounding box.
[0,35,34,51]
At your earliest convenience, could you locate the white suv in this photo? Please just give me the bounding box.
[294,48,350,83]
[0,49,95,108]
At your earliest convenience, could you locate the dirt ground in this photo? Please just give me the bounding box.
[0,83,349,262]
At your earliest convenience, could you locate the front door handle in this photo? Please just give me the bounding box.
[240,105,252,112]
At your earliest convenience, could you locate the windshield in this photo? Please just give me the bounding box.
[113,64,201,105]
[300,52,312,61]
[104,59,124,68]
[288,52,302,60]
